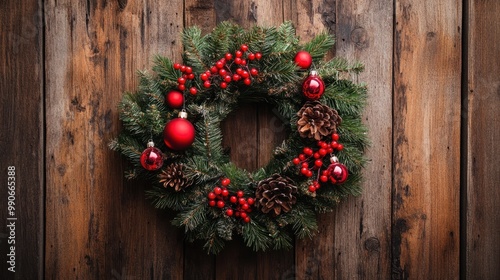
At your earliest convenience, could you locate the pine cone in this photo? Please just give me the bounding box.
[159,163,192,191]
[297,101,342,140]
[255,174,298,216]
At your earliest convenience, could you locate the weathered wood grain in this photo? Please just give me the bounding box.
[334,0,393,279]
[393,0,461,279]
[466,1,500,279]
[44,0,184,278]
[0,1,44,279]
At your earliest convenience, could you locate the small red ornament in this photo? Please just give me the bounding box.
[165,90,184,108]
[294,50,313,69]
[140,141,164,171]
[327,156,348,184]
[163,111,195,150]
[302,71,325,100]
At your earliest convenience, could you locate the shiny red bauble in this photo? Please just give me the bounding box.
[327,162,348,184]
[163,113,195,150]
[294,50,313,69]
[140,142,164,171]
[165,90,184,109]
[302,71,325,100]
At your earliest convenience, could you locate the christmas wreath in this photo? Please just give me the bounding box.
[110,22,368,254]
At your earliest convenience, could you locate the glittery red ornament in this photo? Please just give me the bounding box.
[165,90,184,109]
[302,71,325,100]
[294,50,312,69]
[140,141,164,171]
[327,156,348,184]
[163,111,195,150]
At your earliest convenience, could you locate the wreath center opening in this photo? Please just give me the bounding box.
[221,102,288,172]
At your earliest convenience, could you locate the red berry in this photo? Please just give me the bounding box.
[247,53,255,60]
[301,162,309,168]
[315,159,323,167]
[240,212,248,219]
[235,50,243,57]
[247,198,255,205]
[327,148,333,153]
[189,87,197,95]
[177,77,186,84]
[337,144,344,151]
[203,81,211,88]
[219,69,227,76]
[208,192,216,200]
[217,201,225,208]
[214,187,222,195]
[174,63,182,70]
[241,71,249,78]
[313,152,321,159]
[322,170,329,176]
[187,73,195,80]
[210,66,218,73]
[292,158,300,165]
[303,147,313,156]
[205,70,211,76]
[240,59,247,65]
[306,170,313,177]
[319,148,327,156]
[221,178,231,187]
[299,154,306,161]
[250,68,258,76]
[178,84,186,91]
[240,44,248,52]
[244,217,251,223]
[180,65,187,72]
[331,141,339,149]
[185,67,193,74]
[332,133,339,141]
[201,73,208,81]
[220,82,228,89]
[255,52,262,60]
[216,61,224,69]
[243,78,251,85]
[239,198,246,205]
[320,142,329,149]
[225,53,233,60]
[236,68,243,75]
[234,57,242,64]
[237,190,244,198]
[308,185,316,192]
[320,175,328,182]
[230,196,238,204]
[232,74,241,81]
[241,203,249,210]
[226,209,234,216]
[222,189,229,197]
[301,167,309,175]
[224,75,232,83]
[208,200,216,207]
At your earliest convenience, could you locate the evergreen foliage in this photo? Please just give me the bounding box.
[110,22,368,254]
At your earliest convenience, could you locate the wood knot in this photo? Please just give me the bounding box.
[117,0,128,10]
[364,237,380,252]
[350,27,368,49]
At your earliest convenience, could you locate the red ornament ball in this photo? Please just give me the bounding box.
[327,162,348,184]
[140,144,164,171]
[163,114,195,150]
[294,50,313,69]
[165,90,184,109]
[302,71,325,100]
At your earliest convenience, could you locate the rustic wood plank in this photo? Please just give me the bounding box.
[393,1,461,279]
[44,0,184,278]
[333,0,393,279]
[0,1,44,279]
[466,1,500,278]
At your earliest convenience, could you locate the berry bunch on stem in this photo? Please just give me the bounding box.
[173,63,198,95]
[207,178,255,223]
[292,133,345,192]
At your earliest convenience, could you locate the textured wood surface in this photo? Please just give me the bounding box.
[393,0,462,279]
[2,0,500,279]
[0,1,44,279]
[465,0,500,278]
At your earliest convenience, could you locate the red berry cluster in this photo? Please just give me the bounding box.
[291,133,345,193]
[207,178,255,223]
[200,44,262,89]
[173,63,198,95]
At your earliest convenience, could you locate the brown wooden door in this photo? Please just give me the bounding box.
[1,0,499,279]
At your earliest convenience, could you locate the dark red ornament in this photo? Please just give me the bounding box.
[302,71,325,100]
[294,50,312,69]
[165,90,184,108]
[327,156,348,184]
[163,111,195,150]
[140,141,164,171]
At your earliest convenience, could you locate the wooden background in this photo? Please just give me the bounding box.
[1,0,499,279]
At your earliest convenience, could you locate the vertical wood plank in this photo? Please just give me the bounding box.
[44,0,184,278]
[333,0,393,279]
[393,1,461,279]
[0,1,44,279]
[466,1,500,279]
